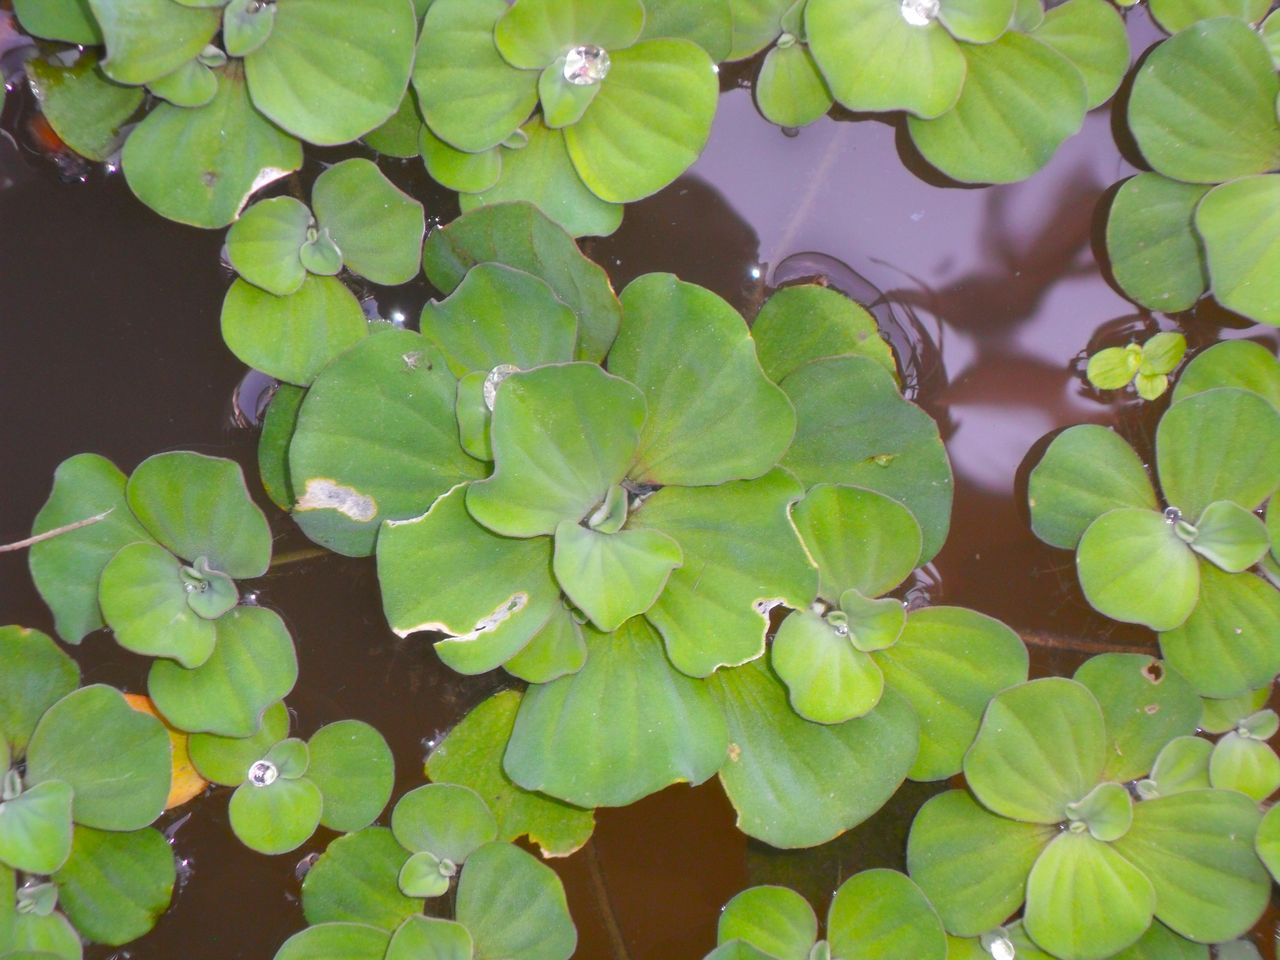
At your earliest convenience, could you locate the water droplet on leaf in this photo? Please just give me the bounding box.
[900,0,941,25]
[563,45,611,85]
[483,364,521,411]
[248,760,278,787]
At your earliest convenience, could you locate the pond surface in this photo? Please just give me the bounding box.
[2,9,1277,957]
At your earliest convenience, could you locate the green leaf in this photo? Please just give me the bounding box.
[1066,781,1133,843]
[13,0,101,44]
[1160,564,1280,698]
[1128,18,1280,183]
[259,384,306,512]
[772,609,885,724]
[1201,686,1271,734]
[877,606,1029,781]
[806,0,965,118]
[466,363,644,537]
[298,228,343,276]
[223,0,276,58]
[781,356,952,561]
[1188,500,1271,571]
[1141,332,1188,376]
[908,32,1087,184]
[839,590,906,653]
[148,606,297,737]
[274,923,391,960]
[460,118,624,239]
[188,700,291,786]
[1158,388,1280,517]
[964,677,1106,824]
[1024,830,1155,960]
[1209,732,1280,801]
[0,627,79,756]
[26,55,142,163]
[391,784,496,866]
[413,0,539,153]
[633,469,817,678]
[0,781,73,875]
[610,273,795,486]
[1172,341,1280,408]
[9,910,81,960]
[538,60,599,128]
[397,851,452,898]
[88,0,221,85]
[426,690,595,857]
[122,65,302,229]
[288,330,486,556]
[640,0,733,60]
[495,0,645,68]
[1028,425,1158,551]
[1076,508,1200,632]
[147,57,218,108]
[53,827,175,946]
[226,197,311,296]
[126,451,271,578]
[229,776,323,854]
[302,827,422,931]
[1255,802,1280,881]
[1086,345,1142,391]
[906,789,1055,936]
[791,484,922,602]
[503,603,588,683]
[1145,735,1213,797]
[29,454,157,645]
[419,263,578,378]
[310,159,425,285]
[937,0,1015,42]
[1147,0,1270,33]
[221,276,368,388]
[1073,654,1200,782]
[243,0,415,145]
[826,868,947,960]
[505,618,726,807]
[564,39,719,203]
[377,486,559,673]
[751,284,896,386]
[717,885,817,959]
[455,842,576,960]
[308,720,394,832]
[705,942,787,960]
[26,685,171,832]
[98,542,218,668]
[1106,175,1211,313]
[385,917,473,960]
[364,90,423,159]
[710,658,919,848]
[1112,790,1268,943]
[1195,175,1280,327]
[421,201,622,363]
[1031,0,1128,109]
[756,40,833,128]
[419,126,504,193]
[552,523,682,632]
[726,0,792,59]
[1265,8,1280,65]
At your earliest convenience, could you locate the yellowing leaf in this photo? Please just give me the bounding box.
[124,693,207,809]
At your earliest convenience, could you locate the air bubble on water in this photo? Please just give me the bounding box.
[563,45,610,85]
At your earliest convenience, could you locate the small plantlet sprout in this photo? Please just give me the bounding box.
[1086,331,1186,399]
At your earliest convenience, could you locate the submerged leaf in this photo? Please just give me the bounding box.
[27,55,142,163]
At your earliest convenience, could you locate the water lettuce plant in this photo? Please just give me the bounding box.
[273,783,576,960]
[0,626,175,954]
[1028,341,1280,697]
[1085,331,1185,400]
[1107,15,1280,325]
[907,665,1269,959]
[29,451,298,736]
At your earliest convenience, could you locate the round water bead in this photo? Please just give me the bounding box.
[900,0,941,25]
[248,760,278,787]
[563,45,611,85]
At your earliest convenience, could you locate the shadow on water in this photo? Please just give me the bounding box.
[3,9,1280,957]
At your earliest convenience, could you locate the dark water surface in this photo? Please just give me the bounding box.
[3,10,1278,957]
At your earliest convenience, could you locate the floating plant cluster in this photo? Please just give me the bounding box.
[3,0,1280,958]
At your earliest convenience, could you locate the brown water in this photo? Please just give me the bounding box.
[2,10,1278,957]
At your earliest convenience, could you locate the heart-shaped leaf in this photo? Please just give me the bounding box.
[307,720,394,832]
[1128,18,1280,183]
[377,485,559,673]
[455,841,577,960]
[772,608,885,724]
[148,606,297,737]
[188,700,291,786]
[906,789,1055,936]
[391,784,496,868]
[302,828,422,931]
[420,126,504,193]
[564,39,719,203]
[756,40,833,128]
[310,159,425,285]
[226,196,312,296]
[223,0,276,58]
[826,868,947,960]
[1189,499,1271,572]
[877,606,1029,781]
[1195,175,1280,327]
[229,776,323,855]
[1105,175,1211,313]
[717,885,817,960]
[710,659,919,848]
[122,66,302,229]
[466,363,645,537]
[552,522,682,631]
[0,628,79,757]
[52,826,175,947]
[26,685,171,832]
[1065,781,1134,842]
[1209,732,1280,801]
[243,0,415,145]
[426,690,595,857]
[1159,564,1280,698]
[1076,508,1201,632]
[1145,736,1213,797]
[964,678,1106,824]
[1073,654,1201,782]
[289,331,486,556]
